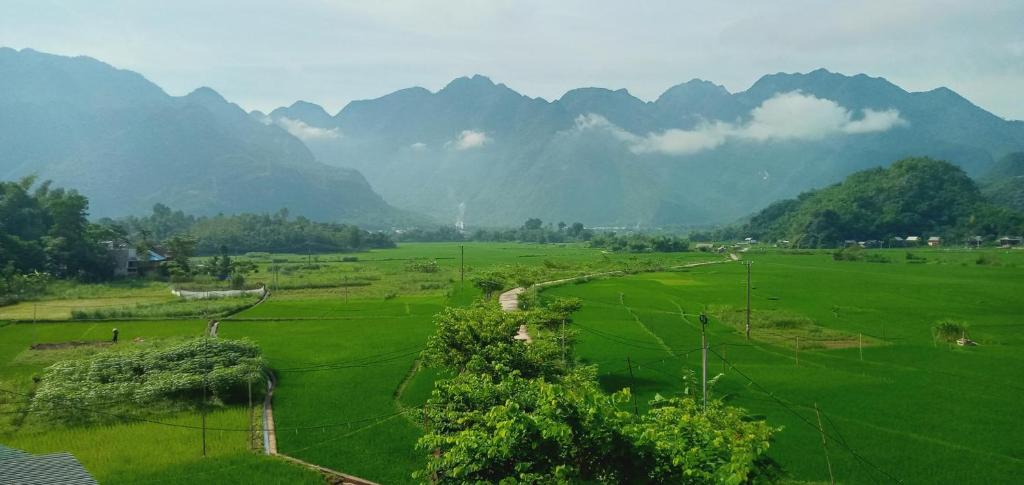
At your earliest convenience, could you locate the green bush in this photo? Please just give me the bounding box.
[31,338,265,423]
[934,321,967,342]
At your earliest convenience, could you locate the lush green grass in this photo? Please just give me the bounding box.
[16,243,1017,483]
[543,247,1024,484]
[221,296,442,484]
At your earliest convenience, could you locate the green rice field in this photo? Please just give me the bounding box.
[2,243,1023,483]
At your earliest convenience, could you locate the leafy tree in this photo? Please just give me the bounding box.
[472,272,507,297]
[422,304,563,380]
[523,218,543,230]
[418,371,776,483]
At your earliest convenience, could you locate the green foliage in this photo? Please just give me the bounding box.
[70,295,257,320]
[589,233,691,253]
[472,272,507,297]
[31,338,264,423]
[0,177,114,281]
[934,321,967,342]
[405,258,440,273]
[832,246,890,263]
[417,371,775,483]
[422,304,564,380]
[104,204,396,255]
[396,218,594,244]
[0,267,51,306]
[736,157,1024,247]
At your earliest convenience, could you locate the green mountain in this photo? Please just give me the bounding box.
[980,152,1024,213]
[266,70,1024,228]
[0,48,412,227]
[734,157,1023,246]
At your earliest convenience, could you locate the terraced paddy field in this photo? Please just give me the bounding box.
[543,248,1024,484]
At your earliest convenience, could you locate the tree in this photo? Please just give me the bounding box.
[422,303,563,380]
[417,372,777,483]
[523,218,543,230]
[472,272,507,298]
[216,245,232,279]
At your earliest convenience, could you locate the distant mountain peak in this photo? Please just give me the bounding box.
[185,86,226,103]
[657,79,730,102]
[442,74,497,91]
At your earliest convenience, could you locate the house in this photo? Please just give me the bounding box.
[105,241,168,277]
[104,240,138,276]
[905,236,921,245]
[927,236,942,247]
[999,236,1022,248]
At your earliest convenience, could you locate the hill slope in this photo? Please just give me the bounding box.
[0,48,410,227]
[734,157,1023,246]
[266,70,1024,227]
[980,152,1024,213]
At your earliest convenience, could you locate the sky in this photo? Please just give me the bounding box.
[2,0,1023,119]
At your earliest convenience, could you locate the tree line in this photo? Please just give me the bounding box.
[103,205,395,255]
[1,177,116,293]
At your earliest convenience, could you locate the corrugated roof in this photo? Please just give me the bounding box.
[0,444,97,485]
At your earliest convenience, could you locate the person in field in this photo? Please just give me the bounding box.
[111,328,119,343]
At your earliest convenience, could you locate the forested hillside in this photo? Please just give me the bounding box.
[980,152,1024,213]
[728,157,1024,246]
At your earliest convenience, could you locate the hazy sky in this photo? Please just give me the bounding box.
[3,0,1023,119]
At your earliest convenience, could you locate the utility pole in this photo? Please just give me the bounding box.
[248,374,254,450]
[626,356,638,416]
[744,261,752,340]
[201,373,208,457]
[814,403,835,485]
[561,318,567,366]
[460,245,465,291]
[700,313,709,410]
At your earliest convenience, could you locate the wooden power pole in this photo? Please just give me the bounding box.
[744,261,752,340]
[700,312,709,410]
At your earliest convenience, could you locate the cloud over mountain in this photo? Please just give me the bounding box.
[447,130,490,150]
[628,91,907,155]
[274,117,342,140]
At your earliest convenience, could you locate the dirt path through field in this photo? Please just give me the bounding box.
[497,259,728,342]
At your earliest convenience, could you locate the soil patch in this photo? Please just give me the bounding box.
[30,341,112,351]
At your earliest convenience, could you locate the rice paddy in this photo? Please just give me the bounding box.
[2,243,1022,483]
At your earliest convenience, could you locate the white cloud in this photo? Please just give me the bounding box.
[447,130,490,150]
[630,121,732,155]
[615,91,907,155]
[843,108,907,133]
[410,141,428,150]
[274,117,341,140]
[573,113,638,142]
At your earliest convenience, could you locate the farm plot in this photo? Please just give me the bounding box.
[222,296,443,484]
[0,320,320,484]
[543,249,1024,484]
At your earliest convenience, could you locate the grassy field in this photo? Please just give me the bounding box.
[4,242,1020,483]
[543,247,1024,484]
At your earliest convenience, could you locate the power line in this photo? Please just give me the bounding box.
[706,348,901,484]
[0,387,413,433]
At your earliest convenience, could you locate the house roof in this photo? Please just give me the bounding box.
[0,444,97,484]
[928,236,941,241]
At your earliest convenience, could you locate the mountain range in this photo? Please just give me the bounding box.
[265,73,1024,228]
[0,48,412,227]
[3,47,1023,229]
